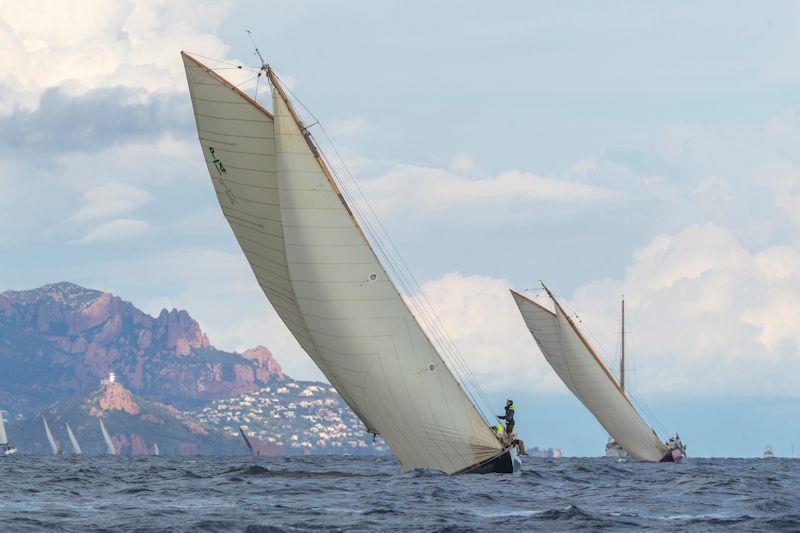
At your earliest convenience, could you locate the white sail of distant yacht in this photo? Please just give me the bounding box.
[42,416,60,455]
[66,423,82,454]
[511,286,685,462]
[99,419,116,455]
[153,442,160,456]
[181,50,515,474]
[1,411,16,456]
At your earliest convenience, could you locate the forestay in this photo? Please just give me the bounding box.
[511,290,668,461]
[181,52,503,473]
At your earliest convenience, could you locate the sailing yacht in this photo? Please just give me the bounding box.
[511,285,686,462]
[605,298,629,459]
[1,411,16,456]
[100,419,117,455]
[239,426,259,456]
[42,415,60,455]
[764,446,775,459]
[66,422,82,454]
[181,49,519,474]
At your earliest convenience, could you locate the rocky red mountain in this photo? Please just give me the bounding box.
[0,282,285,413]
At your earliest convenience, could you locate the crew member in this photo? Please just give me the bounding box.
[497,399,516,444]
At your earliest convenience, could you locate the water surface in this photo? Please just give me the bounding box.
[1,455,798,531]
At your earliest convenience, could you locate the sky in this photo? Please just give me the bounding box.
[1,0,799,456]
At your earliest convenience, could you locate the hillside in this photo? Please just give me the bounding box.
[0,282,284,412]
[8,377,236,455]
[190,380,389,455]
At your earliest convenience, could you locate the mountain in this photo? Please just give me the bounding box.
[8,377,235,455]
[0,282,284,412]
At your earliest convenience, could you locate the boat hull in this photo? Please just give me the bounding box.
[659,448,684,463]
[460,446,522,474]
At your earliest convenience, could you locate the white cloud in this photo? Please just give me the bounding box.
[0,0,233,111]
[403,223,800,399]
[72,183,153,220]
[73,218,151,244]
[360,164,620,216]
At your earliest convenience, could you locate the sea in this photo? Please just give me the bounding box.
[0,455,798,531]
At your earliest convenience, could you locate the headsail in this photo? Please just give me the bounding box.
[99,419,116,455]
[42,416,59,455]
[181,51,504,473]
[511,288,669,461]
[66,423,82,454]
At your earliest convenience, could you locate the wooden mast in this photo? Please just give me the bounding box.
[620,297,625,395]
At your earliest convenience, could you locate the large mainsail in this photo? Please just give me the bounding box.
[66,423,82,454]
[511,289,669,461]
[42,416,59,455]
[99,419,116,455]
[181,52,504,473]
[153,442,160,456]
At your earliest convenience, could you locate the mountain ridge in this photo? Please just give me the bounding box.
[0,281,284,412]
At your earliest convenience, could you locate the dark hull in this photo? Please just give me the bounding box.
[459,447,520,474]
[660,449,685,463]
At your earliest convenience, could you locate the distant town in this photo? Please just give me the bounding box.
[190,380,390,454]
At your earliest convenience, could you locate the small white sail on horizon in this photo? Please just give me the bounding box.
[99,419,116,455]
[42,415,60,455]
[0,412,8,446]
[153,442,160,456]
[181,51,511,474]
[66,422,82,454]
[512,287,680,462]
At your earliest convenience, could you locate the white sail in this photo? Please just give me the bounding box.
[512,289,668,461]
[181,52,503,473]
[99,419,116,455]
[153,442,160,456]
[42,416,59,455]
[66,423,82,454]
[0,412,8,445]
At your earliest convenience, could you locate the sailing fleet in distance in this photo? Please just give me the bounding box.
[0,45,792,468]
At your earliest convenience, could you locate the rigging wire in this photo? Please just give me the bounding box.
[559,298,670,441]
[268,73,501,424]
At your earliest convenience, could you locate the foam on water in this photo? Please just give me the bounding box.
[0,456,798,531]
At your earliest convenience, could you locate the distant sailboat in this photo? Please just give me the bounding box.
[153,442,160,456]
[181,49,519,474]
[1,411,16,456]
[605,298,630,459]
[793,444,797,459]
[239,426,259,456]
[66,422,82,454]
[42,415,60,455]
[99,419,117,455]
[512,285,686,462]
[764,446,775,459]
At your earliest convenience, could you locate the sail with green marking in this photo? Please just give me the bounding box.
[181,51,505,474]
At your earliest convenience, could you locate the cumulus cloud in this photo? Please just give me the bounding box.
[0,0,232,111]
[405,224,800,399]
[360,164,620,216]
[73,218,151,244]
[0,86,191,153]
[72,183,153,220]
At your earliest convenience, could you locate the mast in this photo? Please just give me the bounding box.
[620,297,625,395]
